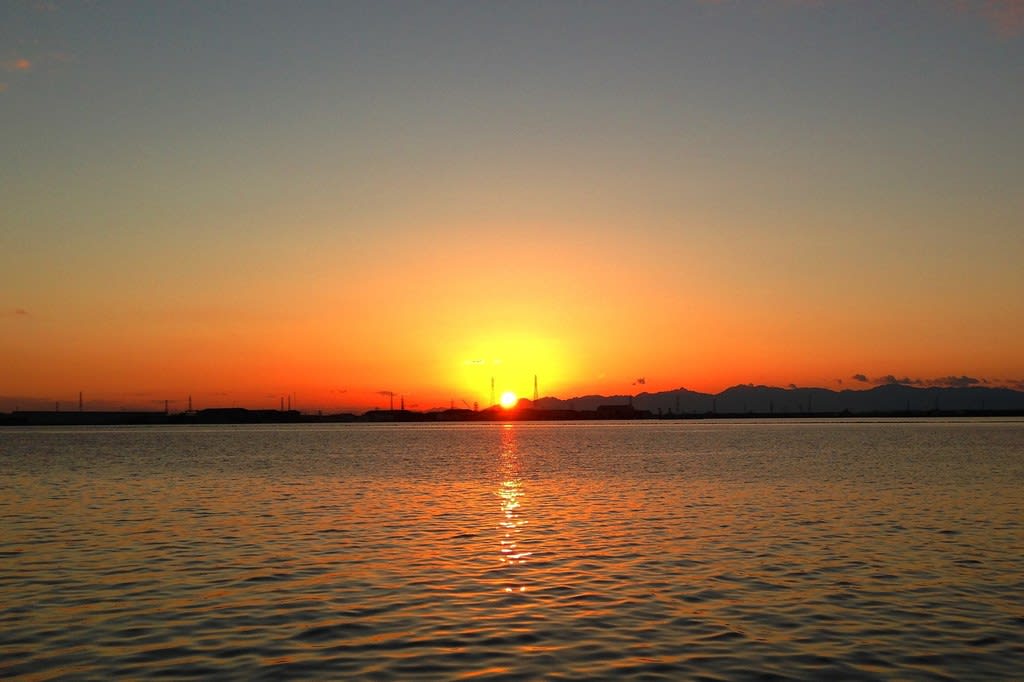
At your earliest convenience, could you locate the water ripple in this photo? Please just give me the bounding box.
[1,421,1022,679]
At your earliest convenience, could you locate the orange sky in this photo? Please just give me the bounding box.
[4,213,1022,412]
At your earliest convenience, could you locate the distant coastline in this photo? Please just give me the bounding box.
[4,384,1024,426]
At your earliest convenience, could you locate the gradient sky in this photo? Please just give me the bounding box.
[2,0,1023,412]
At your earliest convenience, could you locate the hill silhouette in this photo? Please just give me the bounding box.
[536,384,1024,415]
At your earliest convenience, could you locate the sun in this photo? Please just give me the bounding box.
[499,391,518,409]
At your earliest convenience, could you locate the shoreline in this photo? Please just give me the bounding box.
[3,407,1024,427]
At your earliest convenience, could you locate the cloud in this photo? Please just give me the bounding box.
[865,374,991,388]
[926,375,981,388]
[0,53,71,92]
[3,58,32,72]
[920,0,1023,37]
[875,375,923,386]
[973,0,1024,37]
[701,0,1023,37]
[3,308,30,318]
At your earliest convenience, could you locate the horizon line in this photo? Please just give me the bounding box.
[5,381,1024,416]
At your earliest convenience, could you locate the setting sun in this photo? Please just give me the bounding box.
[499,391,518,409]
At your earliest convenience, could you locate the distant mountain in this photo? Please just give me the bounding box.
[535,384,1024,415]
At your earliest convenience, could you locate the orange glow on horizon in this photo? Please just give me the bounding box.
[3,215,1022,412]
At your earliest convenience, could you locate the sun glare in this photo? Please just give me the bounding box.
[454,333,571,409]
[500,391,518,409]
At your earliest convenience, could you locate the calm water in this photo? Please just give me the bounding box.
[1,420,1022,680]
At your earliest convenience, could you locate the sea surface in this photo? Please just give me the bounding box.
[1,420,1022,680]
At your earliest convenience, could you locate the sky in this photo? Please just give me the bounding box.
[2,0,1023,412]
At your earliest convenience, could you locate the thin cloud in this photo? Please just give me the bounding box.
[700,0,1023,36]
[867,374,992,388]
[972,0,1024,36]
[3,58,32,72]
[875,375,923,386]
[3,308,30,318]
[926,375,981,388]
[851,373,869,383]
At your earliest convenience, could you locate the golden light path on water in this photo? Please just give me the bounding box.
[498,425,530,594]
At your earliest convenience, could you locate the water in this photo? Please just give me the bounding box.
[1,420,1022,680]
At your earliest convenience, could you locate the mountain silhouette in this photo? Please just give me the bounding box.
[535,384,1024,415]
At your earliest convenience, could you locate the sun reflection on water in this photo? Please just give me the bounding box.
[497,425,531,593]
